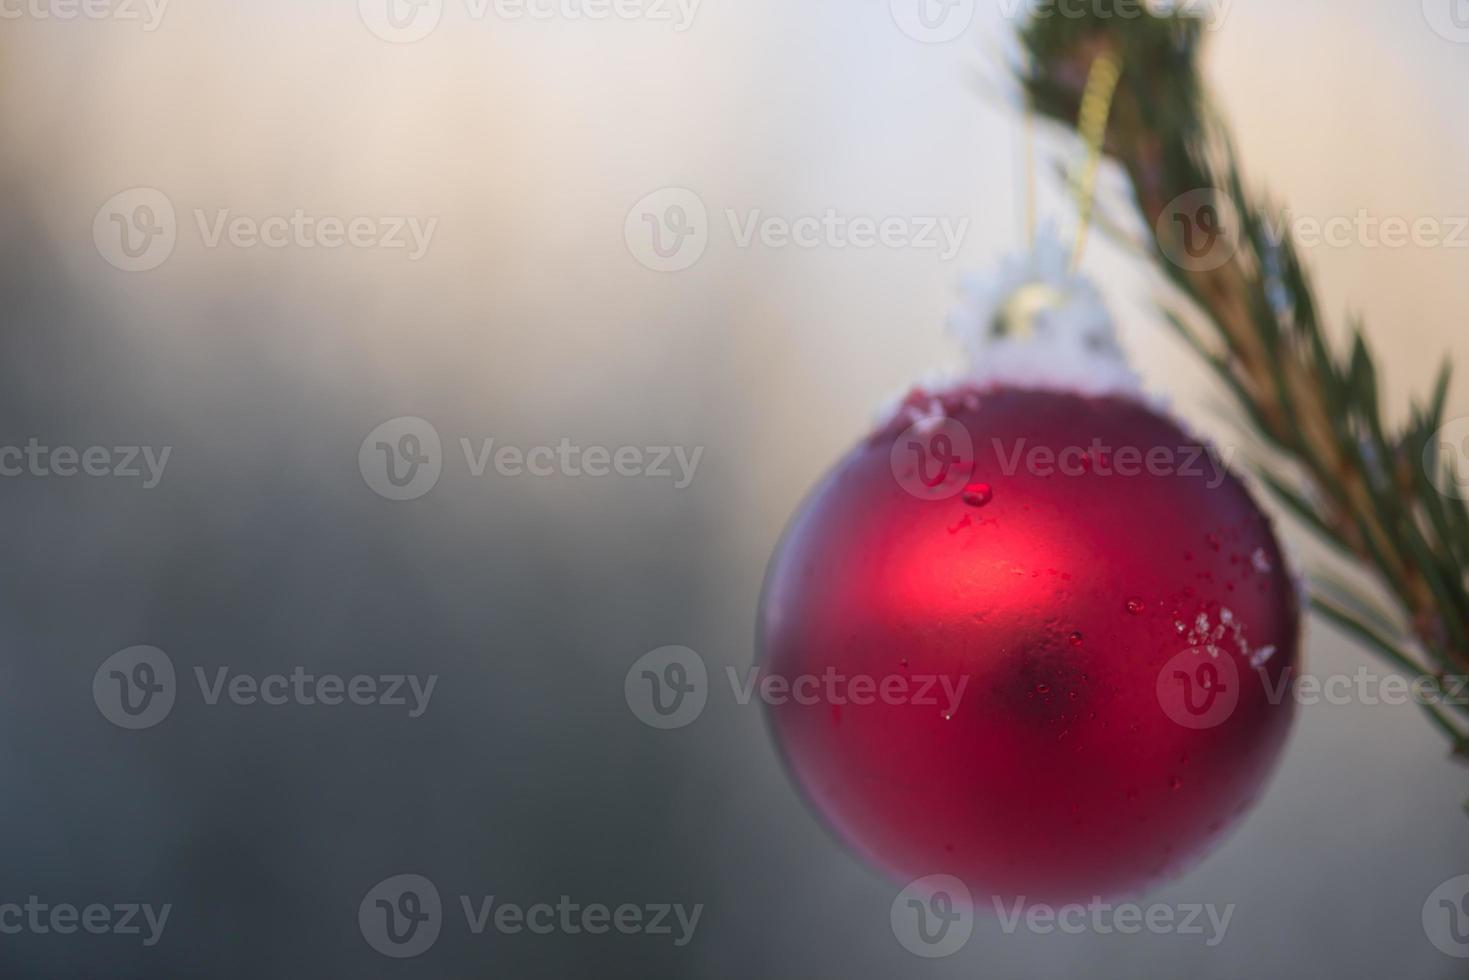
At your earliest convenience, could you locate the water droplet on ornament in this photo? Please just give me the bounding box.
[1126,598,1146,615]
[1068,631,1085,648]
[1036,683,1051,695]
[962,483,993,508]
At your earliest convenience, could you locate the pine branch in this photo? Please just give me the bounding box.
[1015,14,1469,756]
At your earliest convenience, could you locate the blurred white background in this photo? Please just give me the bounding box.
[1,0,1467,976]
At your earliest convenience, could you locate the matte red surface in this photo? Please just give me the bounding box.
[759,385,1299,903]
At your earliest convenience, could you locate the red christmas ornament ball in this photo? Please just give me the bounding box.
[759,383,1299,903]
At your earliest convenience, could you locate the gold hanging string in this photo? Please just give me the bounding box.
[1071,51,1123,270]
[1024,96,1037,249]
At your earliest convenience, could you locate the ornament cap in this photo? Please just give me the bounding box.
[947,225,1142,399]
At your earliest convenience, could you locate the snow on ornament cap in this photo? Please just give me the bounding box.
[947,225,1143,399]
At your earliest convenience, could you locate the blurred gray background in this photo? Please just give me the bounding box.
[1,0,1467,976]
